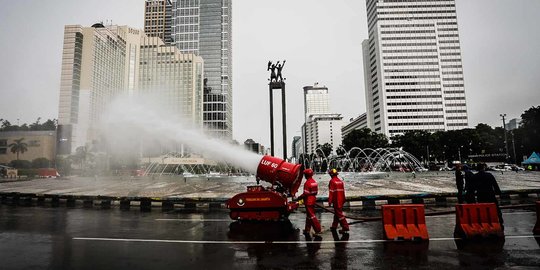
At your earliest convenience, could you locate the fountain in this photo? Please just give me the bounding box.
[143,152,247,177]
[299,146,425,178]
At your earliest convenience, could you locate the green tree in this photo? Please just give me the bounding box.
[70,146,96,173]
[342,128,389,150]
[1,118,56,131]
[8,138,28,160]
[316,143,333,158]
[55,156,72,175]
[41,119,57,130]
[521,106,540,154]
[391,130,432,162]
[10,160,32,169]
[32,157,51,168]
[29,117,42,130]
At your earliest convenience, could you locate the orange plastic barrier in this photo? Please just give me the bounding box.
[455,203,504,239]
[534,201,540,235]
[382,204,429,241]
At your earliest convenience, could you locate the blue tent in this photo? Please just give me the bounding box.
[522,152,540,165]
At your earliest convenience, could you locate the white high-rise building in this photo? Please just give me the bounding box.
[304,114,343,155]
[57,23,203,154]
[363,0,468,138]
[301,84,343,155]
[303,84,330,122]
[58,24,137,154]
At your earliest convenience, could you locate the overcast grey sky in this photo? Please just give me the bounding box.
[1,0,539,153]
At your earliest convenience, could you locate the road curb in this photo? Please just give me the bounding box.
[1,189,538,211]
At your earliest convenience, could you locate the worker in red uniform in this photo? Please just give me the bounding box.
[328,168,349,234]
[298,168,322,236]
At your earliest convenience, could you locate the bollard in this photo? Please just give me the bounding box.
[533,201,540,235]
[412,198,424,204]
[454,203,504,239]
[362,200,376,210]
[162,201,174,211]
[83,199,93,208]
[382,204,429,241]
[435,197,447,207]
[120,199,131,210]
[51,196,60,207]
[37,196,45,205]
[140,199,152,212]
[19,196,32,206]
[209,202,222,209]
[184,202,197,209]
[100,200,111,209]
[66,197,76,207]
[387,198,400,205]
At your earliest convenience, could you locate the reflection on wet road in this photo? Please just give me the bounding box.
[1,205,539,269]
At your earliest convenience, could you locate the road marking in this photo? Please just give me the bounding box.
[155,219,231,222]
[73,235,539,245]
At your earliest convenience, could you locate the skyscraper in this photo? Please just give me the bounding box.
[363,0,468,138]
[57,23,203,154]
[139,36,204,127]
[145,0,232,139]
[301,83,343,155]
[303,83,330,122]
[58,24,137,154]
[144,0,173,44]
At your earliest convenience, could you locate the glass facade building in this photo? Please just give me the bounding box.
[363,0,468,138]
[168,0,233,139]
[144,0,173,44]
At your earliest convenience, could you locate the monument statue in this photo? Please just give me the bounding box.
[276,60,286,82]
[268,60,286,82]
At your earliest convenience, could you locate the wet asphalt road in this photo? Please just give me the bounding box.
[0,205,539,270]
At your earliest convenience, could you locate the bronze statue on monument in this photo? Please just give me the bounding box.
[267,60,286,83]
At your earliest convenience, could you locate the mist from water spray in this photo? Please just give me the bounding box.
[101,94,262,174]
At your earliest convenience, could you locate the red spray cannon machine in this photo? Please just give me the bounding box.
[227,155,304,221]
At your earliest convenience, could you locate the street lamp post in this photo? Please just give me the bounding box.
[500,114,509,162]
[511,131,517,164]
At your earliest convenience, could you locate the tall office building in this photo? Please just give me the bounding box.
[145,0,232,138]
[57,23,203,154]
[304,114,343,155]
[301,83,343,155]
[139,36,204,127]
[144,0,173,44]
[363,0,468,138]
[303,83,330,122]
[58,24,137,154]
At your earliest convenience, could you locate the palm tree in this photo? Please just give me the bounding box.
[9,138,28,160]
[71,146,94,170]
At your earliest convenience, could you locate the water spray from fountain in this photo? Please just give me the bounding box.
[300,145,425,178]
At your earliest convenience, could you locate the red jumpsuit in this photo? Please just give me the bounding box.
[300,176,322,234]
[328,175,349,231]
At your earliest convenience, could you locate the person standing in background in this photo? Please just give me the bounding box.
[474,163,503,224]
[455,164,465,204]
